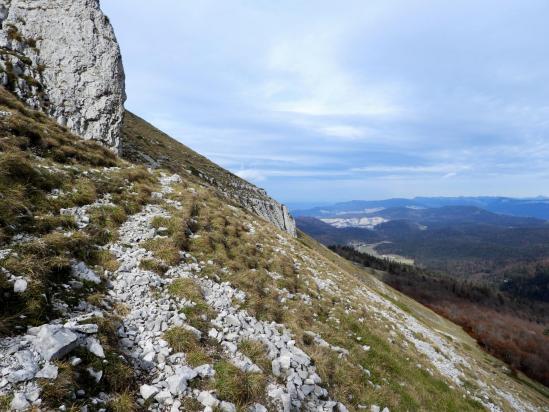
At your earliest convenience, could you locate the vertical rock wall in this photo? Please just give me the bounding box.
[0,0,126,150]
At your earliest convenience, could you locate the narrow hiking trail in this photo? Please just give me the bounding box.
[0,172,350,411]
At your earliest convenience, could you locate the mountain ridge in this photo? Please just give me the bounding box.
[293,196,549,221]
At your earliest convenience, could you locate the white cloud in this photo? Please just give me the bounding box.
[318,125,373,140]
[102,0,549,202]
[351,164,471,175]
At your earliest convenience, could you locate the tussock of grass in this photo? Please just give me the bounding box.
[142,237,180,265]
[180,302,215,332]
[185,347,213,368]
[114,303,131,317]
[168,278,203,303]
[180,398,204,411]
[108,392,136,412]
[238,339,271,372]
[164,326,200,353]
[164,327,212,367]
[92,249,120,273]
[139,258,168,274]
[214,360,267,408]
[0,395,12,410]
[39,362,75,405]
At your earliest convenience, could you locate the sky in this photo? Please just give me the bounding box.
[102,0,549,205]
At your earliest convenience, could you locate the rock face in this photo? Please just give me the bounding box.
[0,0,126,150]
[229,180,297,236]
[121,112,298,236]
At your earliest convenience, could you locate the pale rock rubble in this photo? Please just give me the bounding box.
[104,173,345,411]
[0,311,107,409]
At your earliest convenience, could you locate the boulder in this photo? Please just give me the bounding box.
[0,0,126,150]
[30,325,79,361]
[35,363,58,379]
[10,393,30,411]
[139,384,158,400]
[13,278,27,293]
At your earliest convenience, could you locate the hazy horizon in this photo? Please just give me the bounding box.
[287,194,549,211]
[103,0,549,203]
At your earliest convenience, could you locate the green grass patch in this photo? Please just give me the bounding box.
[238,339,271,372]
[214,360,267,408]
[168,278,203,302]
[142,237,180,265]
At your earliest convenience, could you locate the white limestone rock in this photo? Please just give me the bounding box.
[194,364,215,378]
[7,350,37,383]
[86,367,103,383]
[86,337,105,358]
[0,0,126,150]
[13,278,27,293]
[249,404,268,412]
[139,384,158,400]
[154,390,172,404]
[10,392,30,411]
[219,401,237,412]
[166,375,187,395]
[35,362,58,379]
[25,387,41,402]
[72,261,101,284]
[198,391,219,408]
[29,324,79,361]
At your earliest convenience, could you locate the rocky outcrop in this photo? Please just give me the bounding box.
[230,182,296,236]
[0,0,125,150]
[121,111,298,236]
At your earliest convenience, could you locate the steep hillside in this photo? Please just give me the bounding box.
[1,88,548,411]
[120,111,296,236]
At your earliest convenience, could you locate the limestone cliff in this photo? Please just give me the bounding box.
[0,0,125,150]
[120,111,298,237]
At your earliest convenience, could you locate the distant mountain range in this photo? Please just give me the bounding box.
[295,198,549,285]
[293,196,549,221]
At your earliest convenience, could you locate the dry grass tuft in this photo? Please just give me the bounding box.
[214,360,267,408]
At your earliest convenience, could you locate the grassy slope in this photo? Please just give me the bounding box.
[0,90,547,410]
[121,111,549,410]
[0,87,161,408]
